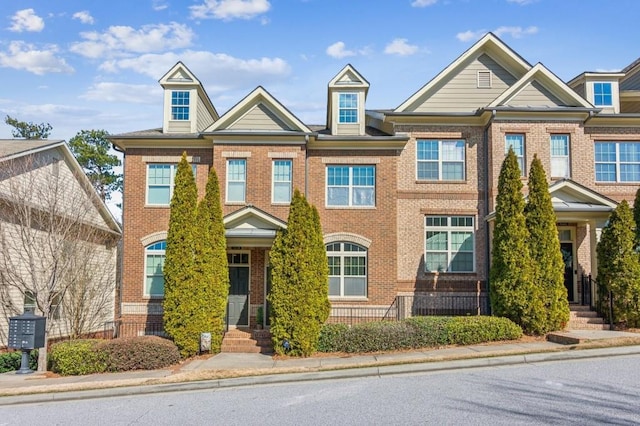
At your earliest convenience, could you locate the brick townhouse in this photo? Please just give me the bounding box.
[109,33,640,332]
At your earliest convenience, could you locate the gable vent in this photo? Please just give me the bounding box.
[477,71,492,88]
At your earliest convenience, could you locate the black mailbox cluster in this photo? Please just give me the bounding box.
[8,312,46,350]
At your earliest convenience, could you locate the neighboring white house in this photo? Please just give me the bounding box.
[0,139,122,348]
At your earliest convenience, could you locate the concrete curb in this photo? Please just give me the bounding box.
[2,344,640,406]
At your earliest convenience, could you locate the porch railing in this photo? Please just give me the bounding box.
[581,273,614,330]
[103,320,165,339]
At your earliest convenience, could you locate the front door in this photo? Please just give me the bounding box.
[228,266,249,326]
[560,242,574,302]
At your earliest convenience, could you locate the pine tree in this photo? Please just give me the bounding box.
[490,148,545,335]
[268,190,330,356]
[193,166,229,353]
[163,153,198,357]
[524,155,569,332]
[597,200,640,327]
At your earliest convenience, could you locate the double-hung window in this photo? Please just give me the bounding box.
[145,241,166,297]
[171,91,190,120]
[327,165,375,207]
[227,159,247,203]
[593,83,613,107]
[416,140,465,180]
[505,134,526,176]
[550,135,570,178]
[595,141,640,182]
[272,160,292,204]
[327,242,367,297]
[425,216,475,273]
[338,93,358,123]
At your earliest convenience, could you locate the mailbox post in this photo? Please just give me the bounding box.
[8,312,46,374]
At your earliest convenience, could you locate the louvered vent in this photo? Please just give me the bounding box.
[477,71,492,88]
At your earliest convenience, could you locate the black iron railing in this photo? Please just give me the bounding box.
[103,320,165,339]
[581,273,614,330]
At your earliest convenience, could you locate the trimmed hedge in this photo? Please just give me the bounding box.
[0,350,38,373]
[317,316,523,353]
[97,336,181,372]
[49,337,181,376]
[49,340,106,376]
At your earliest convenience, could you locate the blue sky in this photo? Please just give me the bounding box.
[1,0,639,144]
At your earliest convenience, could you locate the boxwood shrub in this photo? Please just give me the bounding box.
[0,350,38,373]
[49,339,107,376]
[97,336,181,372]
[49,336,181,376]
[317,316,523,353]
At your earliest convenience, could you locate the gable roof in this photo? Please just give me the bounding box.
[547,179,617,211]
[224,205,287,247]
[204,86,311,134]
[488,63,594,109]
[327,64,370,129]
[0,139,122,236]
[159,61,219,122]
[395,32,531,112]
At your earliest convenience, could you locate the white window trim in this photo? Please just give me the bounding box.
[146,164,196,206]
[593,82,613,107]
[144,241,166,298]
[327,242,368,299]
[550,134,571,178]
[595,141,640,183]
[424,216,476,273]
[271,159,292,204]
[416,139,466,181]
[505,134,526,177]
[170,90,190,121]
[338,92,358,124]
[325,165,376,208]
[226,159,247,203]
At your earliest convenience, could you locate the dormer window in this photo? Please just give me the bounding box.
[593,82,612,106]
[339,93,358,123]
[171,91,190,120]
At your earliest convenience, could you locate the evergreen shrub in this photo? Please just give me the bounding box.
[0,350,38,373]
[97,336,181,372]
[49,340,106,375]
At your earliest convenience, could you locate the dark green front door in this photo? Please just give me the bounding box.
[228,267,249,326]
[560,242,574,302]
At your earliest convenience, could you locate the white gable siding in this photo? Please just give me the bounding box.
[506,80,565,107]
[228,104,291,131]
[412,54,518,113]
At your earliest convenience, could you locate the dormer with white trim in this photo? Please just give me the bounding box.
[159,62,219,134]
[568,72,624,114]
[327,65,369,136]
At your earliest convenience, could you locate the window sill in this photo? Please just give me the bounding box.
[143,295,164,300]
[324,206,376,210]
[225,201,246,205]
[415,180,467,184]
[424,271,476,275]
[145,204,170,208]
[329,296,368,302]
[595,181,640,185]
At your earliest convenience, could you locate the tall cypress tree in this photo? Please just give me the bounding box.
[490,148,544,335]
[193,166,229,353]
[163,153,198,357]
[268,189,329,356]
[597,200,640,327]
[633,188,640,251]
[524,155,569,332]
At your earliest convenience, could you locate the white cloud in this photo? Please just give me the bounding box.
[326,41,355,59]
[494,26,538,38]
[8,9,45,32]
[0,41,73,75]
[152,0,169,11]
[411,0,437,6]
[72,11,95,25]
[456,30,486,42]
[507,0,536,4]
[80,82,161,104]
[190,0,270,20]
[384,38,418,56]
[100,51,291,93]
[70,22,194,58]
[457,26,538,42]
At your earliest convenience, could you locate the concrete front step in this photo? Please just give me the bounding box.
[567,305,609,330]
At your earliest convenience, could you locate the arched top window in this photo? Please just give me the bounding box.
[145,241,166,298]
[326,241,367,298]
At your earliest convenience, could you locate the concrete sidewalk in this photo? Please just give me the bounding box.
[1,329,639,406]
